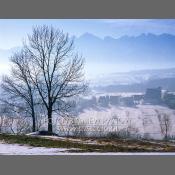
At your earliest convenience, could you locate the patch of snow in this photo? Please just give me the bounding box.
[0,141,175,155]
[0,142,70,155]
[26,131,40,136]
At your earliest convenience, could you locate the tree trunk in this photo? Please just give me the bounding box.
[32,114,36,132]
[48,110,53,135]
[31,103,36,132]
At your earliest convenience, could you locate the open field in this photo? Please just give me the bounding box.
[77,104,175,139]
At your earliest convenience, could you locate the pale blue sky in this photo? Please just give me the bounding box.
[1,19,175,49]
[0,19,175,78]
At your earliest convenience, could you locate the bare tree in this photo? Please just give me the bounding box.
[155,110,172,140]
[0,104,14,133]
[22,25,87,134]
[1,50,38,132]
[56,117,72,136]
[0,103,30,134]
[15,117,32,134]
[71,118,87,137]
[110,114,121,133]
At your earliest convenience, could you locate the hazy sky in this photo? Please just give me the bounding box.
[0,19,175,78]
[1,19,175,49]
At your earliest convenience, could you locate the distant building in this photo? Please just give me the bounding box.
[144,87,162,104]
[163,91,175,109]
[109,95,120,106]
[120,96,135,106]
[98,96,109,107]
[133,95,144,104]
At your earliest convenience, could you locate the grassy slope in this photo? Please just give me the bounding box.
[0,134,175,152]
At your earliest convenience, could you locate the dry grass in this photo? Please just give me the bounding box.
[0,134,175,153]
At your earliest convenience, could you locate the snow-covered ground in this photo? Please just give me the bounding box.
[77,105,175,139]
[35,104,175,140]
[0,141,175,155]
[0,141,70,155]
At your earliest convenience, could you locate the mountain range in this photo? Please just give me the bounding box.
[1,32,175,81]
[1,32,175,68]
[74,33,175,74]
